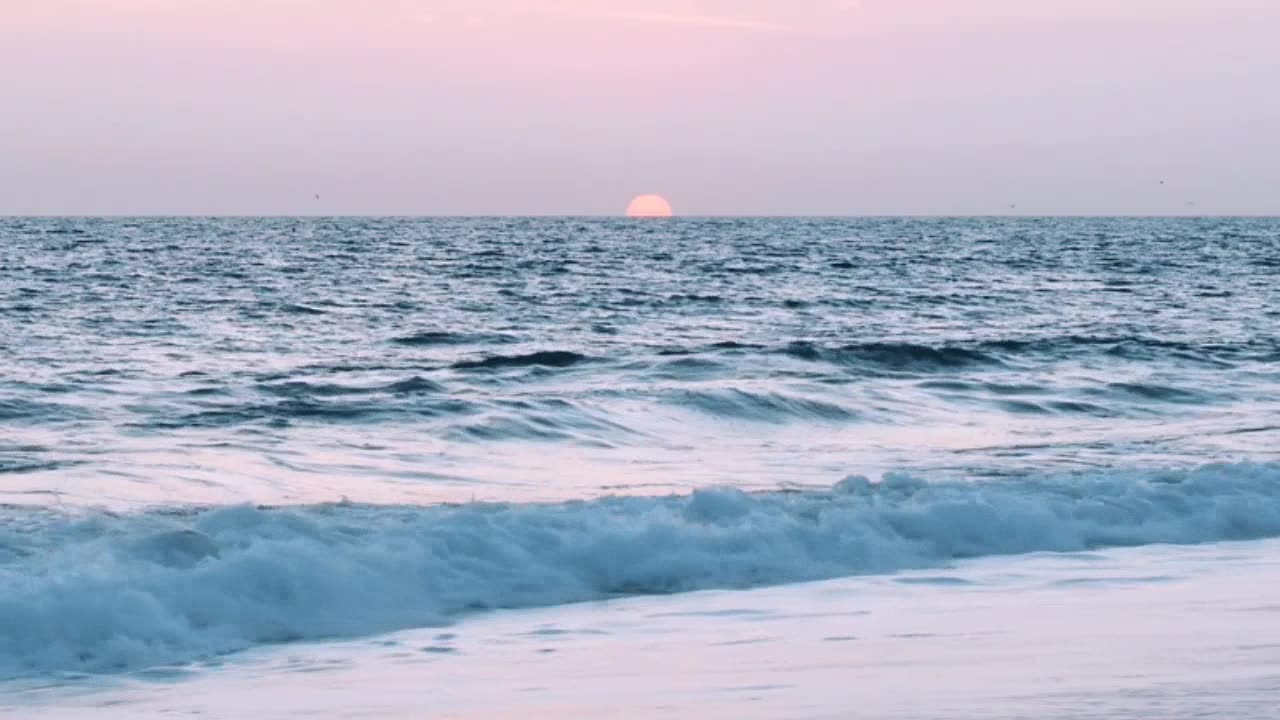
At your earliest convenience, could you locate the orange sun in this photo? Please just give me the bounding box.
[626,194,674,218]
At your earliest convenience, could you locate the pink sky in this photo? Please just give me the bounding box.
[2,0,1278,215]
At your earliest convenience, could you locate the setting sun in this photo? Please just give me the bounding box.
[626,194,674,218]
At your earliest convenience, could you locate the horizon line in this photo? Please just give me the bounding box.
[3,213,1277,220]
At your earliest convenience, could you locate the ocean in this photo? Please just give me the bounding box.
[3,216,1279,718]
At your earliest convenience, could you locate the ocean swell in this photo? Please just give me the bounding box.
[3,461,1280,678]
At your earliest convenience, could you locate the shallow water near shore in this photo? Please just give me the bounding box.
[9,539,1280,719]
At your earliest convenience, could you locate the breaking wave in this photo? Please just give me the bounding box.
[3,461,1279,678]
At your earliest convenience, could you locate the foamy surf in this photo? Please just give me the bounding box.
[3,461,1279,679]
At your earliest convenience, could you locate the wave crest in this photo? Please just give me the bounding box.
[452,351,593,371]
[3,462,1279,678]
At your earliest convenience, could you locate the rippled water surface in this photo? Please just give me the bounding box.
[3,217,1280,685]
[3,217,1277,506]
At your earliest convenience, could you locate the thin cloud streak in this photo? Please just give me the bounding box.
[608,9,787,33]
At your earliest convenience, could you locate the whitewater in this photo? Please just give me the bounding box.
[3,216,1279,718]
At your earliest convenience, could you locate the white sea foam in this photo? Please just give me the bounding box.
[3,461,1279,678]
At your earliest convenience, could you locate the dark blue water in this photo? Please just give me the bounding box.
[3,216,1277,506]
[3,216,1280,678]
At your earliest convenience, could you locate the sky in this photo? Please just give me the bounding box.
[1,0,1278,215]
